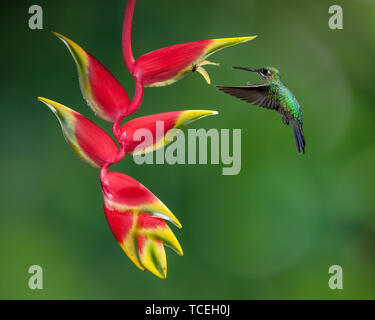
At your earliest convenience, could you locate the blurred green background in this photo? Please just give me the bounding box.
[1,0,375,299]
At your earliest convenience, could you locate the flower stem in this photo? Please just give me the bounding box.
[112,116,124,142]
[100,163,110,187]
[128,79,143,115]
[122,0,136,72]
[100,142,126,187]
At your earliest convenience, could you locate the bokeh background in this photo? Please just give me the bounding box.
[1,0,375,299]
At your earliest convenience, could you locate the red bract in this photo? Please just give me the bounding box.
[120,110,218,154]
[122,0,256,87]
[53,32,130,122]
[38,97,120,168]
[132,37,256,87]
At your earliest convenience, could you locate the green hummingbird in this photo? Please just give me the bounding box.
[216,66,305,154]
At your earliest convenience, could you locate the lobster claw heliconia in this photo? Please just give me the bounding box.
[101,170,183,279]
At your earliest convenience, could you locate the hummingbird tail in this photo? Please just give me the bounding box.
[292,119,305,154]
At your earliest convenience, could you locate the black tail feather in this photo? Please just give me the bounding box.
[292,119,305,154]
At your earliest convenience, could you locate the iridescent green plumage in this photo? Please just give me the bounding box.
[216,66,305,154]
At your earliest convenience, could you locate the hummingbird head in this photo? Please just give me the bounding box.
[233,66,281,83]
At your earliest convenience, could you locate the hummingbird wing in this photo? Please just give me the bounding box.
[215,85,279,110]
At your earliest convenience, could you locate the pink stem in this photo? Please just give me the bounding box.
[112,116,124,142]
[100,163,110,187]
[100,142,126,188]
[127,79,144,115]
[122,0,136,72]
[111,119,127,163]
[114,142,127,163]
[112,81,143,143]
[101,0,140,192]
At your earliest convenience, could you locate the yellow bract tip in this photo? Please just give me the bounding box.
[52,31,71,44]
[37,97,73,116]
[52,31,89,69]
[176,110,219,128]
[139,240,167,279]
[147,201,182,229]
[204,35,257,58]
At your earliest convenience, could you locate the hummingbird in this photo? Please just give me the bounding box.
[216,66,305,154]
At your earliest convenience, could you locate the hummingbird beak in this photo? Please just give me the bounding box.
[232,66,258,73]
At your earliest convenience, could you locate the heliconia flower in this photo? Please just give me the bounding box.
[53,32,130,122]
[120,110,218,155]
[122,0,256,87]
[38,97,120,168]
[101,171,182,278]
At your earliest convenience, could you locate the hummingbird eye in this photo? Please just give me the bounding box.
[262,69,271,76]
